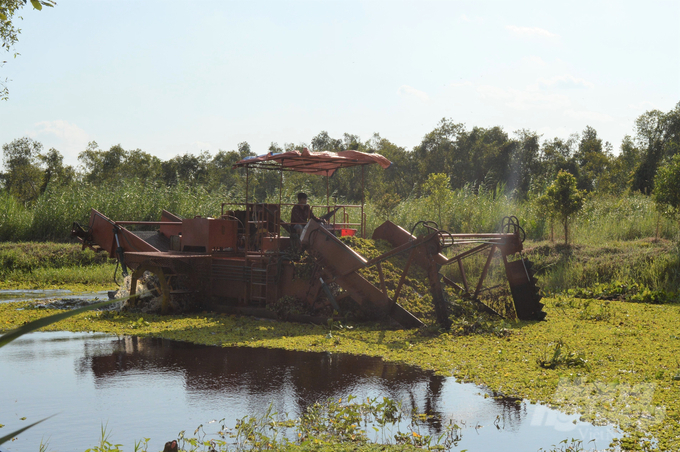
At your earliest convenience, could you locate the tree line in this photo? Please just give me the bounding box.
[2,102,679,212]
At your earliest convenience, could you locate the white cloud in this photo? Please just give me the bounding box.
[30,120,90,165]
[33,120,89,144]
[397,85,429,102]
[564,109,614,122]
[506,25,558,38]
[460,14,472,22]
[477,84,570,110]
[538,74,594,89]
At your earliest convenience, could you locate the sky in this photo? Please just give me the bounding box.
[1,0,679,167]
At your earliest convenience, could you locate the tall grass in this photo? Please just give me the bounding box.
[528,240,680,294]
[0,181,231,242]
[366,184,527,237]
[0,191,32,241]
[1,181,678,243]
[571,193,677,243]
[367,188,678,242]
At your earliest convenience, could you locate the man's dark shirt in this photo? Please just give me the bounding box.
[291,204,317,225]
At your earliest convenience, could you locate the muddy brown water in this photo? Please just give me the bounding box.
[0,292,618,451]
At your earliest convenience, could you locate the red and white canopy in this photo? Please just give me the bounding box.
[232,148,391,176]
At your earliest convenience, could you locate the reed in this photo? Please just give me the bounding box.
[368,190,678,242]
[525,240,680,295]
[0,191,32,241]
[2,179,678,243]
[0,181,231,242]
[570,193,677,243]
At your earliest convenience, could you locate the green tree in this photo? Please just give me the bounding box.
[311,131,342,152]
[533,135,577,194]
[79,142,163,185]
[631,103,680,193]
[652,154,680,220]
[412,119,465,191]
[461,126,513,192]
[412,119,518,195]
[601,135,641,194]
[366,134,416,201]
[1,136,44,203]
[575,126,614,192]
[39,147,75,191]
[508,129,541,196]
[423,173,452,227]
[161,152,211,187]
[208,149,243,192]
[1,0,56,100]
[541,170,585,245]
[78,141,124,184]
[309,131,371,202]
[123,149,162,182]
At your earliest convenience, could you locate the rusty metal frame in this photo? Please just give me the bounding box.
[391,248,417,308]
[474,245,497,298]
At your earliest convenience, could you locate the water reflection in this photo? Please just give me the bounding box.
[81,336,527,434]
[0,332,617,452]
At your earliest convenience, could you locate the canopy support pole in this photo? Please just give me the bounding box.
[245,166,249,204]
[279,164,283,206]
[279,164,283,237]
[361,165,365,238]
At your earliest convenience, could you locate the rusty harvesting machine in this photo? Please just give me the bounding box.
[72,149,546,328]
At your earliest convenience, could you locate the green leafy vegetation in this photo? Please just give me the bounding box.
[170,395,445,452]
[536,339,590,371]
[0,242,116,290]
[539,171,585,245]
[538,438,596,452]
[653,153,680,219]
[523,239,680,296]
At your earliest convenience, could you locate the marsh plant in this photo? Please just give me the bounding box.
[536,340,590,371]
[173,395,464,451]
[538,438,596,452]
[577,300,612,321]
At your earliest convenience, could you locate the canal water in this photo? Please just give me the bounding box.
[0,290,111,305]
[0,331,618,452]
